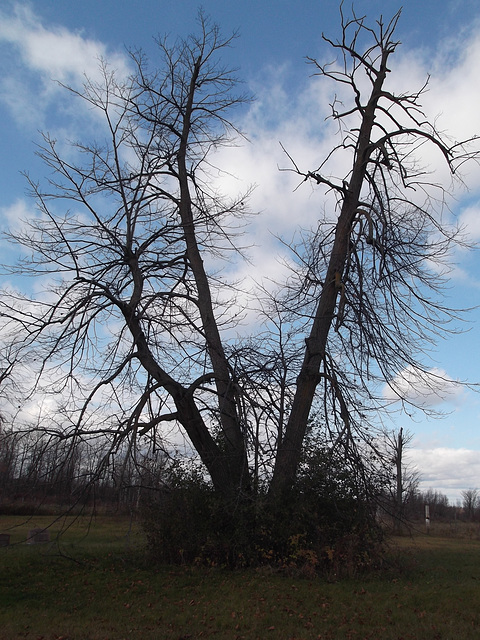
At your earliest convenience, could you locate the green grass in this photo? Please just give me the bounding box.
[1,515,480,639]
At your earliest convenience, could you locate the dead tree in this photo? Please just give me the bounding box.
[269,7,477,496]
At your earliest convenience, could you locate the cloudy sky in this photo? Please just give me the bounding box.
[1,0,480,503]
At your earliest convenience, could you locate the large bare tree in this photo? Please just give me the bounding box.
[1,16,253,499]
[269,7,477,496]
[0,9,477,507]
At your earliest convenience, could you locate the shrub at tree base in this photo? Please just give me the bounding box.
[141,460,385,577]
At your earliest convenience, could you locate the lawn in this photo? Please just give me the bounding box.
[0,515,479,639]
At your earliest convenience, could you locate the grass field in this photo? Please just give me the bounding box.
[1,515,479,639]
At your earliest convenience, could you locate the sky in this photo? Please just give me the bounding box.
[1,0,480,504]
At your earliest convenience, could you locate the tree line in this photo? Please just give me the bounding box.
[2,418,478,522]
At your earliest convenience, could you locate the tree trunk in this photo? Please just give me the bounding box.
[175,57,250,494]
[270,48,392,498]
[393,428,404,533]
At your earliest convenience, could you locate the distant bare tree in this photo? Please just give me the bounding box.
[461,489,479,521]
[374,428,419,531]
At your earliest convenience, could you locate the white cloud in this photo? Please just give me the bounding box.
[0,3,130,128]
[384,29,480,192]
[458,203,480,242]
[383,365,464,407]
[0,199,42,276]
[0,198,36,230]
[408,447,480,503]
[0,3,129,82]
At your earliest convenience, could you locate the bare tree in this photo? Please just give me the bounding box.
[269,7,478,496]
[373,428,419,531]
[1,15,253,500]
[461,489,479,521]
[0,8,477,514]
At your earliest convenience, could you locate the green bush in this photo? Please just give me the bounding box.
[141,449,385,576]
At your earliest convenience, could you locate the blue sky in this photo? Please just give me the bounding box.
[1,0,480,503]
